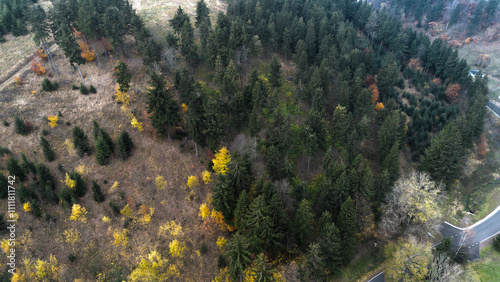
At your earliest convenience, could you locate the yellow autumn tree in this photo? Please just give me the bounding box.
[1,239,9,254]
[69,204,87,223]
[169,239,186,258]
[213,147,231,175]
[202,171,212,184]
[113,229,129,246]
[63,173,76,190]
[187,175,199,189]
[47,116,58,128]
[63,228,80,246]
[216,236,227,252]
[131,116,143,132]
[14,255,61,281]
[385,236,432,281]
[129,250,180,281]
[115,84,133,105]
[156,176,167,190]
[375,102,385,111]
[159,221,184,238]
[199,203,210,220]
[23,202,32,212]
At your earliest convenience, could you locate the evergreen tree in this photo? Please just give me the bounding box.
[28,4,58,73]
[169,6,189,35]
[20,153,36,175]
[195,0,210,28]
[227,232,252,281]
[295,199,314,245]
[14,116,29,135]
[211,174,235,224]
[146,71,181,141]
[250,253,275,282]
[40,136,55,162]
[99,128,114,153]
[319,222,342,274]
[246,195,283,253]
[36,163,55,190]
[114,60,133,111]
[382,141,400,184]
[6,157,25,182]
[378,111,404,160]
[102,6,126,54]
[420,121,465,186]
[204,99,227,151]
[92,180,105,203]
[117,131,134,160]
[95,134,112,166]
[378,53,399,100]
[69,171,86,197]
[269,55,282,89]
[54,23,87,86]
[0,173,8,198]
[338,197,357,264]
[72,126,91,157]
[234,190,250,231]
[305,242,325,281]
[92,119,100,140]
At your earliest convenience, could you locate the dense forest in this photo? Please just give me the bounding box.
[0,0,492,280]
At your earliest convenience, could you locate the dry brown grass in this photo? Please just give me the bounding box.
[0,34,36,81]
[0,35,221,280]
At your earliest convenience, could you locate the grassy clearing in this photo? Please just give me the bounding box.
[0,34,36,81]
[336,249,382,281]
[457,42,500,99]
[473,245,500,281]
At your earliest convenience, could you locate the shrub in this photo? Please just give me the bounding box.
[59,188,75,209]
[40,136,56,162]
[0,173,8,198]
[89,85,97,93]
[36,163,55,190]
[217,254,227,269]
[72,85,78,90]
[3,120,9,126]
[117,131,134,160]
[14,116,29,135]
[31,200,41,217]
[42,129,49,136]
[109,201,120,215]
[57,163,66,174]
[57,111,62,117]
[20,153,36,175]
[80,83,88,95]
[92,181,105,203]
[200,242,208,255]
[69,171,86,197]
[494,235,500,252]
[44,186,59,204]
[68,253,77,262]
[41,78,59,92]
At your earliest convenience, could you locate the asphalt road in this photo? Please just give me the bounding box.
[366,205,500,281]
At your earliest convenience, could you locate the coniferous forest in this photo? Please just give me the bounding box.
[0,0,496,280]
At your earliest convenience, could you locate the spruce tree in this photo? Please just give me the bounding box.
[195,0,210,28]
[54,23,87,86]
[6,157,25,182]
[92,119,100,140]
[169,6,190,35]
[72,126,91,157]
[250,253,275,281]
[227,232,252,281]
[40,136,55,162]
[269,55,282,89]
[185,89,206,157]
[69,171,86,197]
[295,199,315,245]
[114,60,133,111]
[95,135,112,166]
[146,71,181,141]
[99,128,114,153]
[14,116,29,135]
[20,153,36,175]
[319,222,343,273]
[338,197,357,264]
[92,180,105,203]
[117,131,134,160]
[420,121,465,186]
[36,163,55,190]
[211,174,235,224]
[245,195,283,253]
[0,173,8,198]
[305,242,325,281]
[234,190,250,231]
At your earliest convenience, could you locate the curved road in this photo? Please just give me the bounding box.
[367,205,500,282]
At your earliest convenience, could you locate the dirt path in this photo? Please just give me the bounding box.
[0,44,58,93]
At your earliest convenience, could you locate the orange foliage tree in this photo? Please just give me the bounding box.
[478,133,488,159]
[78,41,95,62]
[30,58,45,75]
[445,84,461,104]
[375,102,385,111]
[36,48,47,61]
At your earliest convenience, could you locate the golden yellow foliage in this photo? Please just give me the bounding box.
[199,203,211,220]
[47,116,58,128]
[78,40,95,62]
[115,84,133,106]
[156,176,167,190]
[75,164,88,175]
[14,255,61,282]
[202,170,212,185]
[129,250,180,281]
[69,204,87,223]
[63,228,80,246]
[181,103,188,113]
[187,175,199,189]
[375,102,385,111]
[109,181,119,193]
[63,173,76,190]
[1,239,9,254]
[216,236,227,252]
[102,216,111,223]
[213,267,230,282]
[131,116,143,132]
[169,239,186,258]
[213,147,231,175]
[65,139,77,156]
[32,90,37,95]
[385,236,432,281]
[211,210,234,232]
[186,190,196,202]
[23,202,32,212]
[136,206,154,226]
[159,221,184,238]
[113,229,129,246]
[120,204,136,219]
